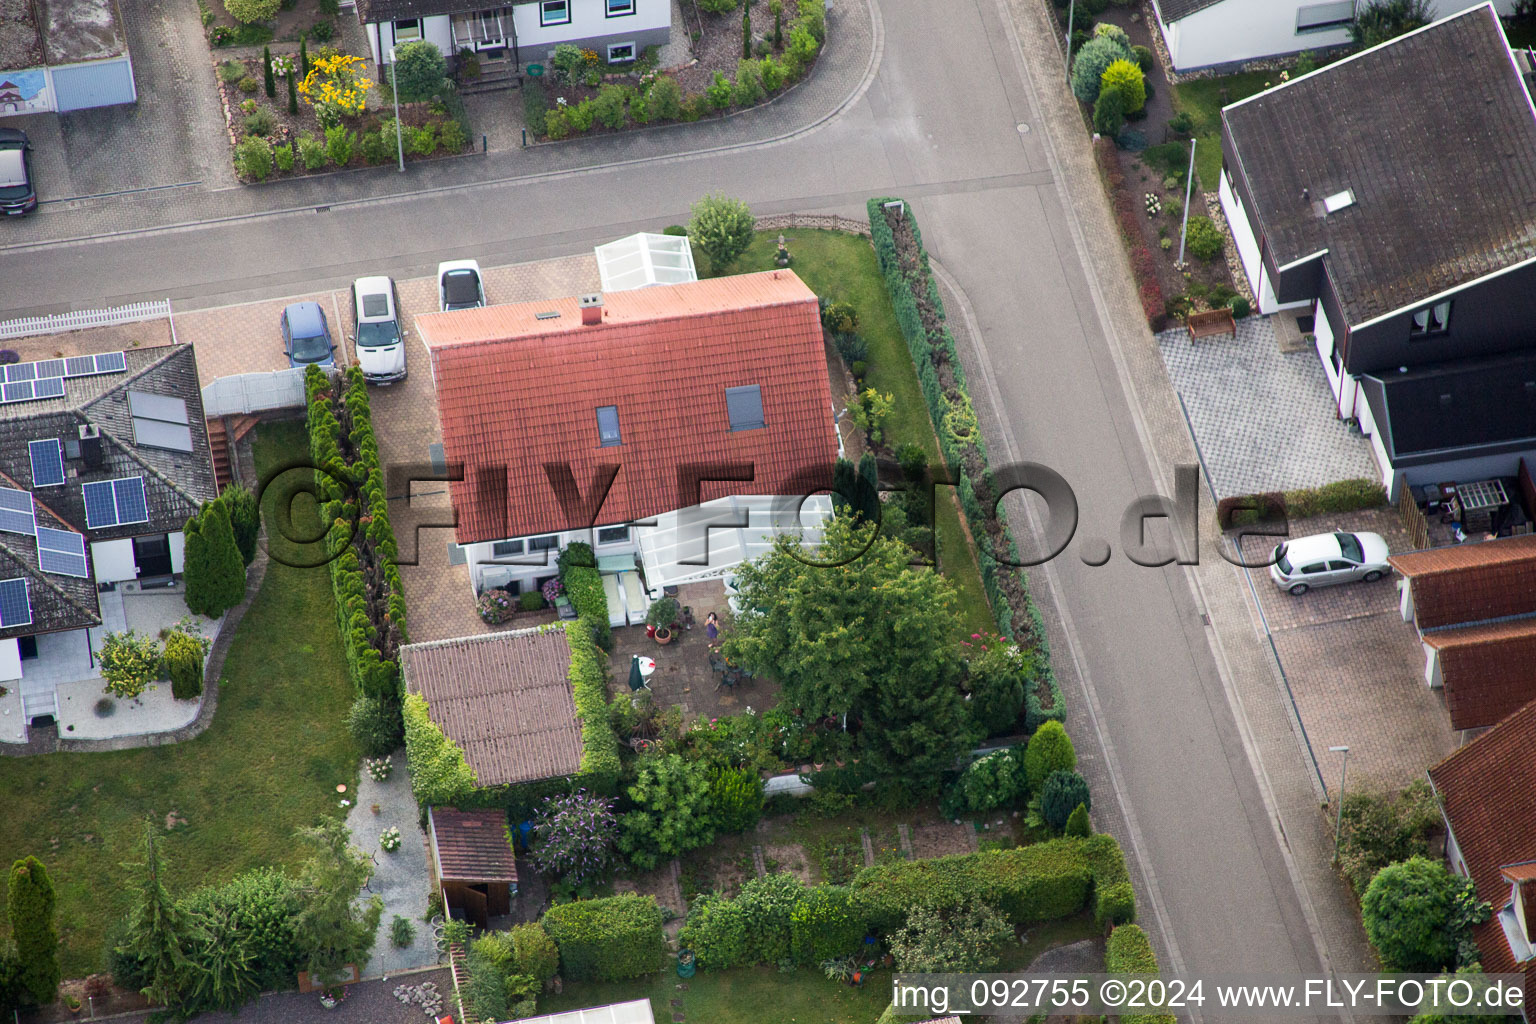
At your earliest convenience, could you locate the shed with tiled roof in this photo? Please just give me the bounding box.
[1389,534,1536,631]
[427,806,517,928]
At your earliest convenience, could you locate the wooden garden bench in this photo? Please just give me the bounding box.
[1186,308,1237,342]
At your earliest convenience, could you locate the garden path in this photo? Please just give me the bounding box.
[345,751,441,975]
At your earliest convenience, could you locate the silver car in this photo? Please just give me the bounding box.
[350,276,407,384]
[1269,531,1391,595]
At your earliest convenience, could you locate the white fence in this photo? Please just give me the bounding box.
[201,368,309,417]
[0,299,172,341]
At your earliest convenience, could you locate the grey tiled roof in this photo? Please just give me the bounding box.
[1153,0,1226,23]
[356,0,482,25]
[1222,6,1536,325]
[0,345,217,640]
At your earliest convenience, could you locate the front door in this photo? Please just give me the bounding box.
[133,534,174,579]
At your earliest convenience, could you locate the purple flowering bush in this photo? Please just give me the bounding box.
[477,588,514,625]
[541,577,564,604]
[532,790,618,885]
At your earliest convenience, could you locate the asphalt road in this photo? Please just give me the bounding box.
[0,0,1343,1015]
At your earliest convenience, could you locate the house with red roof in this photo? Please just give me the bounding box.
[412,270,840,619]
[1427,700,1536,1013]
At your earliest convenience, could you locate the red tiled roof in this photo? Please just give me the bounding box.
[1389,536,1536,629]
[401,628,582,787]
[1428,702,1536,993]
[1505,863,1536,883]
[1423,617,1536,731]
[430,807,518,883]
[416,271,838,544]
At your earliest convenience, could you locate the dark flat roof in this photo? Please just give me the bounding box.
[356,0,484,24]
[1223,6,1536,325]
[1360,350,1536,462]
[1154,0,1225,22]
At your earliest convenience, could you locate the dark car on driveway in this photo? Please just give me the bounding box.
[280,301,336,369]
[0,129,37,216]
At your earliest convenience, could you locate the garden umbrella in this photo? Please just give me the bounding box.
[628,655,645,692]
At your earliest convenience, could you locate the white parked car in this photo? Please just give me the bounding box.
[437,259,485,312]
[1269,531,1391,595]
[350,276,406,384]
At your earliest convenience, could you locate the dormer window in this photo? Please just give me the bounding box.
[596,405,621,447]
[1410,300,1452,339]
[725,385,765,432]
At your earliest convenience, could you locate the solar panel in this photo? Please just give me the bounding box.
[32,377,64,399]
[128,391,189,424]
[133,420,194,452]
[64,356,95,377]
[28,440,64,487]
[34,359,65,379]
[82,480,118,528]
[0,489,32,513]
[5,362,34,382]
[0,488,34,537]
[0,579,31,628]
[94,352,127,373]
[37,527,88,578]
[2,381,33,403]
[113,477,149,524]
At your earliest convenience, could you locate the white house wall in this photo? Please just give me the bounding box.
[0,639,20,683]
[1220,171,1264,303]
[169,531,186,574]
[90,538,137,583]
[512,0,670,59]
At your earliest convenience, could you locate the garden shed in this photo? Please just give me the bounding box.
[427,806,517,929]
[593,232,698,292]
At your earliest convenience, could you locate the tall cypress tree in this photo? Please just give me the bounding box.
[202,500,247,615]
[221,485,260,567]
[8,856,60,1005]
[120,821,199,1008]
[181,510,212,617]
[287,65,298,115]
[262,46,276,98]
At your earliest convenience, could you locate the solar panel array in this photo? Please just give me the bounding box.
[28,439,64,488]
[0,488,35,536]
[0,352,127,407]
[37,527,88,578]
[82,477,149,529]
[0,578,30,628]
[128,390,193,453]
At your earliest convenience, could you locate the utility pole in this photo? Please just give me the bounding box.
[1065,0,1076,82]
[1330,745,1350,864]
[1177,138,1197,267]
[390,48,405,172]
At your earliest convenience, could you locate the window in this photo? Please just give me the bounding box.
[393,18,421,41]
[597,525,630,545]
[606,41,636,62]
[1409,300,1452,339]
[528,534,559,551]
[725,384,765,431]
[540,0,570,25]
[596,405,622,446]
[492,539,525,557]
[1295,1,1354,33]
[606,0,634,15]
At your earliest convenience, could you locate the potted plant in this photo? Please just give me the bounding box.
[647,597,679,645]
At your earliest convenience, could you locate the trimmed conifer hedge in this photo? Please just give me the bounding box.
[867,197,1064,730]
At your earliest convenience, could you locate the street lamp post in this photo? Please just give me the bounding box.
[1065,0,1076,81]
[389,48,405,172]
[1329,745,1350,864]
[1176,138,1197,267]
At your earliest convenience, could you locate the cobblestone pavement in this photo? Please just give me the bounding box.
[0,0,235,200]
[0,0,876,258]
[1157,317,1377,499]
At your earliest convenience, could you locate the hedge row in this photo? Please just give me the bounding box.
[560,562,611,651]
[1105,924,1177,1024]
[542,893,667,982]
[678,873,864,971]
[1217,478,1387,529]
[305,366,408,708]
[866,197,1064,729]
[1094,137,1165,330]
[402,623,621,809]
[850,835,1135,933]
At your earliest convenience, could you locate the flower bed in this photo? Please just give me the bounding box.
[217,48,471,182]
[526,0,824,140]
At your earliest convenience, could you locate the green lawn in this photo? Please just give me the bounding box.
[540,963,894,1023]
[710,230,995,637]
[1170,71,1273,192]
[0,421,359,977]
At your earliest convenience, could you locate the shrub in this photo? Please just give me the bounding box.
[617,753,716,870]
[760,56,786,92]
[360,128,392,164]
[965,636,1030,737]
[98,630,162,699]
[402,692,475,806]
[592,83,630,129]
[680,893,750,969]
[1231,296,1252,319]
[532,790,618,885]
[1064,803,1090,838]
[324,124,355,166]
[348,694,404,757]
[949,748,1028,816]
[1092,21,1129,46]
[542,894,666,982]
[8,857,59,1006]
[1039,769,1090,833]
[1092,87,1123,138]
[822,300,858,334]
[409,123,438,156]
[220,484,260,566]
[466,942,509,1023]
[888,900,1013,972]
[688,192,755,272]
[243,108,276,136]
[566,99,596,133]
[789,884,864,964]
[544,107,570,140]
[307,19,334,41]
[1070,36,1132,103]
[263,46,276,96]
[734,58,765,105]
[185,500,246,616]
[390,915,415,947]
[1168,110,1195,135]
[439,118,467,151]
[550,43,585,84]
[298,134,325,169]
[1023,720,1076,792]
[697,0,736,11]
[1100,59,1144,114]
[783,24,818,76]
[833,331,867,365]
[514,589,542,612]
[1351,0,1430,47]
[509,922,560,982]
[237,75,260,94]
[708,766,764,833]
[561,565,610,651]
[1184,215,1224,262]
[179,867,302,995]
[648,75,684,120]
[219,59,246,83]
[706,71,734,111]
[662,224,687,236]
[393,40,447,101]
[1130,43,1153,71]
[225,0,279,24]
[1103,925,1176,1023]
[164,630,206,700]
[1363,856,1487,972]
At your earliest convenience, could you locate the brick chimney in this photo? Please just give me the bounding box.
[579,293,603,326]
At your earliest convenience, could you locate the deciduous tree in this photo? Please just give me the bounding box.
[291,821,382,987]
[1362,856,1488,972]
[392,41,447,101]
[686,193,755,272]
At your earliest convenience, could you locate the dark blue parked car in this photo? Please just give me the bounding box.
[280,301,335,369]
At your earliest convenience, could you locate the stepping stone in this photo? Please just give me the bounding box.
[860,829,876,867]
[897,823,914,859]
[751,845,767,877]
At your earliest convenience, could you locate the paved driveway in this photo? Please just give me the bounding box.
[1240,508,1456,792]
[0,0,234,202]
